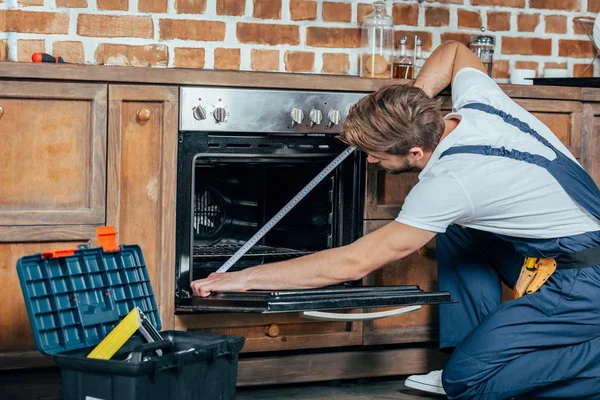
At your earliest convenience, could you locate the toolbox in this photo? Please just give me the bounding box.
[16,227,245,400]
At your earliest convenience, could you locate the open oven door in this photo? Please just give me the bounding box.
[177,285,454,321]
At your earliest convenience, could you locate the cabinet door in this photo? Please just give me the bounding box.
[0,227,98,369]
[0,82,107,225]
[581,103,600,186]
[361,220,439,345]
[106,86,178,331]
[364,97,583,219]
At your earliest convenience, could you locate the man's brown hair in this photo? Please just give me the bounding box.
[340,85,445,155]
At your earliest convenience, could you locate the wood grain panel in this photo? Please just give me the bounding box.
[0,82,106,225]
[106,85,178,331]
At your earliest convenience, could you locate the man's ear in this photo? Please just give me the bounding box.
[407,146,425,161]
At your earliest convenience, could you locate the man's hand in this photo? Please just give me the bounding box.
[191,270,249,297]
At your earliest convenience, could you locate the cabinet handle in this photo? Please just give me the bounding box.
[265,323,280,338]
[0,106,4,119]
[301,306,421,321]
[136,108,151,123]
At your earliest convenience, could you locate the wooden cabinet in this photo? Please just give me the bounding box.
[106,85,178,331]
[0,81,107,369]
[0,82,107,225]
[582,103,600,186]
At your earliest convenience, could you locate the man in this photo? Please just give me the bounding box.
[191,41,600,399]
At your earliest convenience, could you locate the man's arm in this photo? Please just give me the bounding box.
[413,40,487,98]
[191,222,435,297]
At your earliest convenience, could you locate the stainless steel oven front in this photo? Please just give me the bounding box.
[175,86,453,319]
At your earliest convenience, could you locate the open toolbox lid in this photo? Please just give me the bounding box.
[16,227,161,356]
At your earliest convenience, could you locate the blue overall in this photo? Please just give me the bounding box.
[436,103,600,399]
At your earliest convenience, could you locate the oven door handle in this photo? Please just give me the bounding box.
[300,305,421,321]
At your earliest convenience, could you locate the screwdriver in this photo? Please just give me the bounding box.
[31,53,67,64]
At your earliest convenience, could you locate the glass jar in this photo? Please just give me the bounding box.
[359,0,394,79]
[470,28,495,77]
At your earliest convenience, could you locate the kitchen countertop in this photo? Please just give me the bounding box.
[1,61,599,101]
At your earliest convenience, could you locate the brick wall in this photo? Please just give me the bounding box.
[0,0,599,81]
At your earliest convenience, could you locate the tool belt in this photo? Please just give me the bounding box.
[513,245,600,299]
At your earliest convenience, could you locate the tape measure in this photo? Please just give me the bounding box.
[216,146,357,273]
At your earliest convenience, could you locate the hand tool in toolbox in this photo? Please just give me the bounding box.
[31,52,68,63]
[216,145,356,273]
[87,306,164,360]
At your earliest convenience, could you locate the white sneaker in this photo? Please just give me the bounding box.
[404,370,446,395]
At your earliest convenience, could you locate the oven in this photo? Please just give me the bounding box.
[175,86,452,318]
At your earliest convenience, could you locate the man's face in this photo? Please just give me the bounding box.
[366,151,422,175]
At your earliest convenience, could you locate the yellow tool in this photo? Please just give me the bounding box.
[513,257,557,299]
[87,307,163,360]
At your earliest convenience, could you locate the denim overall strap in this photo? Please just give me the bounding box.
[440,102,600,222]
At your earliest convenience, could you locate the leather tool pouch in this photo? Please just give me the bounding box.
[513,257,557,299]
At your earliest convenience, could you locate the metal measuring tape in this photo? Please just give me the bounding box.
[216,146,357,273]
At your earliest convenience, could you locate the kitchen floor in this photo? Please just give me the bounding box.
[0,368,444,400]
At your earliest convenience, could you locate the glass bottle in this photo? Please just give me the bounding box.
[359,0,394,79]
[469,27,495,77]
[413,36,425,77]
[392,36,413,79]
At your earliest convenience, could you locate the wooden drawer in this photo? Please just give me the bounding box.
[0,82,107,226]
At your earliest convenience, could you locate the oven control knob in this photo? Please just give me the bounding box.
[290,108,304,126]
[309,109,323,127]
[213,107,227,123]
[327,110,342,128]
[192,105,207,121]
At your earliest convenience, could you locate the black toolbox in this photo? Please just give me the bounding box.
[17,227,245,400]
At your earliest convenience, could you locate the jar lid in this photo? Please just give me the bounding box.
[470,27,495,46]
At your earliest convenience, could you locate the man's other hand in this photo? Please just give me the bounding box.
[191,271,249,297]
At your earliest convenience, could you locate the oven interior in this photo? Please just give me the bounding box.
[191,160,338,279]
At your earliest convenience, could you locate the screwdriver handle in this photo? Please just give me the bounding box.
[32,53,65,63]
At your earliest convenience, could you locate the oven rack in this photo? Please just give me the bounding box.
[192,244,314,258]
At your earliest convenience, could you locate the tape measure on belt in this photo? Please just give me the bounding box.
[216,146,357,274]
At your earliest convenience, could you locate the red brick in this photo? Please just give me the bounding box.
[440,32,472,47]
[546,15,567,34]
[358,3,372,24]
[544,62,567,69]
[6,10,69,34]
[97,0,127,10]
[237,23,299,45]
[56,0,87,7]
[322,53,349,74]
[458,9,482,29]
[395,30,433,51]
[502,37,552,56]
[214,48,240,70]
[0,40,7,61]
[95,44,168,67]
[19,0,44,6]
[78,15,153,38]
[52,41,84,63]
[217,0,244,15]
[290,0,316,21]
[487,12,511,32]
[517,14,539,32]
[251,49,279,71]
[284,51,314,72]
[323,2,351,23]
[392,4,419,26]
[590,0,600,13]
[471,0,524,6]
[515,61,538,76]
[424,0,463,3]
[530,0,579,11]
[175,0,205,14]
[573,19,589,35]
[307,27,360,48]
[160,19,225,41]
[139,0,167,12]
[574,64,594,78]
[254,0,281,19]
[425,7,449,27]
[17,39,44,62]
[559,40,596,58]
[174,48,205,68]
[492,59,509,79]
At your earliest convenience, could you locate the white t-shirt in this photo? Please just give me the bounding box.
[396,67,600,239]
